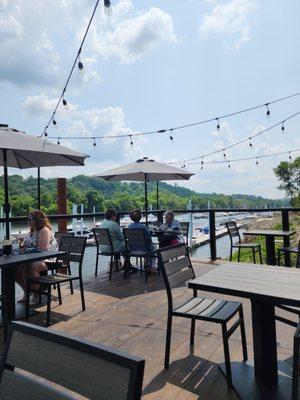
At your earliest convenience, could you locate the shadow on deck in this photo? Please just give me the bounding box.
[10,255,298,399]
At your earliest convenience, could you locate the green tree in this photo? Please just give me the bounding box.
[273,157,300,205]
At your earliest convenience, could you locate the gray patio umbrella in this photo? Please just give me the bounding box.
[0,124,88,238]
[97,157,194,223]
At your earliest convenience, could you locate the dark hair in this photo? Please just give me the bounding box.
[105,209,117,220]
[28,210,52,233]
[130,209,142,222]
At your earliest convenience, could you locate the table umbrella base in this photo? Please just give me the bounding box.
[219,360,292,400]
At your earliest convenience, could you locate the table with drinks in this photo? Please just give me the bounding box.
[0,240,67,323]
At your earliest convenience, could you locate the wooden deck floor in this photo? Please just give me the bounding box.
[10,252,298,399]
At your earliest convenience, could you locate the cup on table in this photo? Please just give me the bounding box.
[3,244,12,256]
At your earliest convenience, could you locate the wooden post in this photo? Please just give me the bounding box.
[57,178,67,233]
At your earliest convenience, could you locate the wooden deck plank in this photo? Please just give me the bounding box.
[1,257,296,400]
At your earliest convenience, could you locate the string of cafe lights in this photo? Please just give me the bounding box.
[180,148,300,170]
[168,110,300,166]
[41,0,112,138]
[47,92,300,147]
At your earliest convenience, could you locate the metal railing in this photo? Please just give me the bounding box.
[1,207,299,265]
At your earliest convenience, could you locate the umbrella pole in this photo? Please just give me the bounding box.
[3,149,10,239]
[37,167,41,209]
[144,174,148,225]
[156,181,159,211]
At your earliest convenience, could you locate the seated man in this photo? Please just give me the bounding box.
[100,209,126,266]
[128,209,156,269]
[159,210,183,248]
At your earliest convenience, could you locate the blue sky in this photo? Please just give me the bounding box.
[1,0,299,198]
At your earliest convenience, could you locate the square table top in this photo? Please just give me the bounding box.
[243,229,295,237]
[0,250,67,269]
[188,262,300,307]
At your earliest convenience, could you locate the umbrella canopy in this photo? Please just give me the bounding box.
[0,124,88,238]
[97,157,194,223]
[0,125,87,168]
[97,157,193,181]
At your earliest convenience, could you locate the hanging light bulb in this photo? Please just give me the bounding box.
[228,161,231,168]
[52,118,57,127]
[256,158,259,166]
[169,129,174,142]
[200,165,203,170]
[223,149,226,158]
[44,131,48,137]
[181,164,186,169]
[281,122,285,132]
[289,152,292,160]
[57,137,61,145]
[201,157,204,166]
[130,135,133,146]
[78,56,84,74]
[93,138,96,147]
[216,118,220,130]
[249,138,253,147]
[62,98,68,110]
[265,103,270,119]
[104,0,112,16]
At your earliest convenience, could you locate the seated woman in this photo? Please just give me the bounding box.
[159,210,183,248]
[128,209,156,269]
[16,210,58,304]
[100,209,126,261]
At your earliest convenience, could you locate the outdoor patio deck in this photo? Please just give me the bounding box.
[3,252,298,399]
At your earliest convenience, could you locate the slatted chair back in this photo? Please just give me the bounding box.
[225,221,241,245]
[157,244,195,312]
[180,221,190,245]
[55,232,75,247]
[58,236,87,269]
[123,228,148,254]
[93,228,113,253]
[0,321,145,400]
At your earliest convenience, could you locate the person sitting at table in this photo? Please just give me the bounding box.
[159,210,183,248]
[100,209,125,268]
[128,209,156,269]
[16,210,58,304]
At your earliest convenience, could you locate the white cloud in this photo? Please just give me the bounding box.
[0,0,176,88]
[199,0,257,49]
[90,6,177,64]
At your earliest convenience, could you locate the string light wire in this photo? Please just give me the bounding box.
[41,0,102,137]
[185,148,300,166]
[171,111,300,164]
[46,92,300,141]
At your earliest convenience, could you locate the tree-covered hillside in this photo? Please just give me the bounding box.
[0,174,289,216]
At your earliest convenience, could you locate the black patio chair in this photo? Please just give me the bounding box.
[225,221,262,263]
[123,228,156,282]
[157,243,248,388]
[26,236,87,326]
[277,240,300,267]
[292,322,300,400]
[45,232,75,295]
[180,221,190,246]
[93,228,122,280]
[0,321,145,400]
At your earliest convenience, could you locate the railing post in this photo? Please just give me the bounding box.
[282,210,291,267]
[157,210,164,224]
[209,210,217,261]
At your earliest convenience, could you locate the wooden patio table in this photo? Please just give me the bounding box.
[243,229,295,265]
[0,250,67,322]
[188,262,300,399]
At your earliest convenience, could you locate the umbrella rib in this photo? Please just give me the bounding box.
[61,154,85,166]
[13,151,22,169]
[15,152,36,168]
